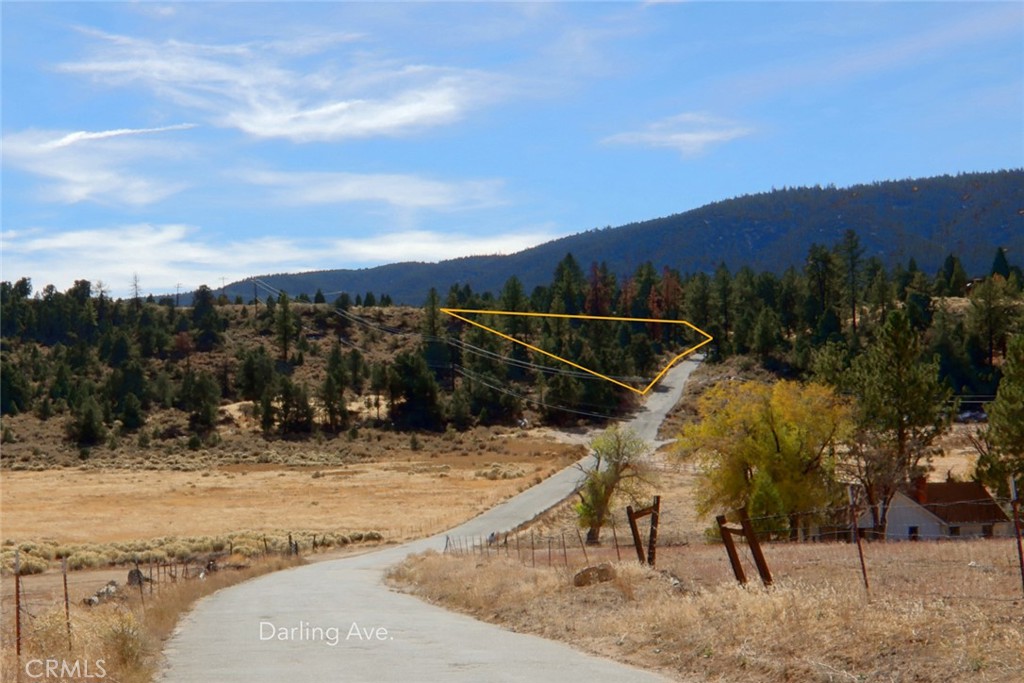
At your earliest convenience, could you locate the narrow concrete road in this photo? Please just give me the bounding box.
[159,357,702,683]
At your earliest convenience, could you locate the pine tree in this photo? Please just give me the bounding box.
[836,229,864,334]
[845,310,952,536]
[991,247,1011,279]
[275,292,296,361]
[69,395,106,446]
[976,334,1024,494]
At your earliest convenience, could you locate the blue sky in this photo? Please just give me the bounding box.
[2,1,1022,299]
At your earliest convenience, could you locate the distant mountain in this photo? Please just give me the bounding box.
[225,170,1023,306]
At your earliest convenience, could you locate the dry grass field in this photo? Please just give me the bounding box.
[0,429,582,546]
[391,538,1024,683]
[390,417,1024,682]
[0,423,582,683]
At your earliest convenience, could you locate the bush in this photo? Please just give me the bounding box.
[101,610,147,669]
[0,551,49,575]
[67,550,105,571]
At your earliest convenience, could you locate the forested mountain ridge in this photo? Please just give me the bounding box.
[231,170,1022,305]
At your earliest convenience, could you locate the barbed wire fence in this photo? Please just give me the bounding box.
[442,493,1024,605]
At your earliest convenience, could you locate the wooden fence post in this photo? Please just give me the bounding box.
[560,532,568,567]
[738,508,773,587]
[15,549,22,657]
[575,527,590,566]
[611,517,622,562]
[647,495,661,567]
[716,515,746,585]
[848,486,870,595]
[626,505,645,564]
[63,557,72,651]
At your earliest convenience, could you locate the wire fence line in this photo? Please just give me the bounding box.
[441,497,1024,604]
[2,536,315,659]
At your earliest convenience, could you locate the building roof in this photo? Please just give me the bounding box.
[917,481,1010,525]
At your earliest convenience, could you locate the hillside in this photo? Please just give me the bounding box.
[226,170,1023,305]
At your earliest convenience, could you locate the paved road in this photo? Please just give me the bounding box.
[159,357,702,683]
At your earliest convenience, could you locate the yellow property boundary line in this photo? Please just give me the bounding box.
[440,308,714,395]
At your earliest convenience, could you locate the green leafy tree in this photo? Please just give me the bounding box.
[843,310,952,537]
[677,380,851,538]
[576,425,652,544]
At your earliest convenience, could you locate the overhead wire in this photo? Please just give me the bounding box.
[246,276,693,419]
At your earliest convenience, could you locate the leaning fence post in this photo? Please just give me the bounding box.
[848,486,870,596]
[626,505,645,564]
[575,527,590,566]
[738,508,773,587]
[611,517,622,562]
[717,515,746,585]
[560,532,568,567]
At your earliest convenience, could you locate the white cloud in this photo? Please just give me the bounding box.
[59,29,504,142]
[603,112,754,156]
[329,229,555,264]
[2,125,196,205]
[239,169,504,210]
[1,223,559,299]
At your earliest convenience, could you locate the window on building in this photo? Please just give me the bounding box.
[949,526,961,537]
[982,524,994,538]
[909,526,919,541]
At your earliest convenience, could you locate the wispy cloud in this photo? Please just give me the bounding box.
[2,125,196,205]
[729,4,1023,101]
[239,169,504,210]
[1,223,560,298]
[58,29,505,142]
[603,112,754,157]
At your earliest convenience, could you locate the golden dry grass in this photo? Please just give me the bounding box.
[390,539,1024,683]
[0,434,582,545]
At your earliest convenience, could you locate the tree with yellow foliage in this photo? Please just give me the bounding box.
[676,380,853,539]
